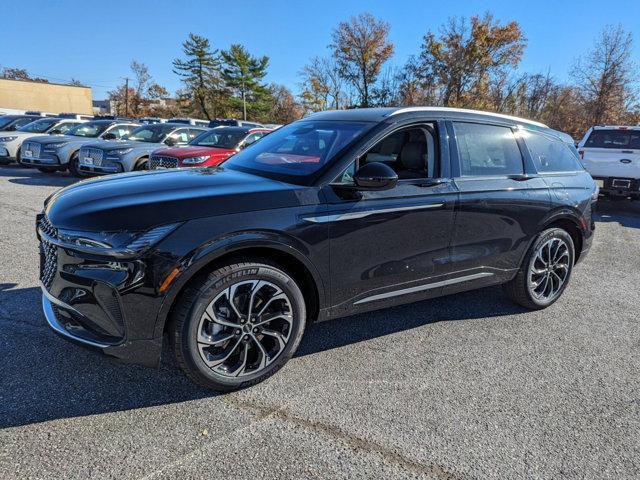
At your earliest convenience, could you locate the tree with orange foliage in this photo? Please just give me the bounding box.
[331,12,394,108]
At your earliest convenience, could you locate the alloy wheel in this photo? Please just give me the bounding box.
[528,238,570,302]
[196,280,294,377]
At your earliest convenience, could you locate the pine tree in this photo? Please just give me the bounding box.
[172,33,227,119]
[221,44,271,121]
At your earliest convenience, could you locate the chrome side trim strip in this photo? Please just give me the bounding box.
[303,203,444,223]
[41,284,110,349]
[353,272,494,305]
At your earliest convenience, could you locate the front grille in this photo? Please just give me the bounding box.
[79,147,104,166]
[39,216,58,289]
[24,142,42,158]
[149,156,179,169]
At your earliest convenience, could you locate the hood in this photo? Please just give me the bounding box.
[45,167,319,231]
[83,139,161,151]
[2,131,47,141]
[153,145,235,159]
[24,134,75,145]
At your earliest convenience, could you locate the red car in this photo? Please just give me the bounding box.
[149,127,271,169]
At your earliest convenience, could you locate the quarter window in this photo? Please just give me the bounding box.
[453,122,523,176]
[524,131,583,173]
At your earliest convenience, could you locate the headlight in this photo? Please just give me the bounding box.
[54,223,181,257]
[45,142,69,149]
[0,136,18,142]
[109,148,133,156]
[181,155,210,164]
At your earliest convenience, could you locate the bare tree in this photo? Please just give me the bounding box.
[331,12,394,107]
[268,84,304,124]
[571,25,637,125]
[299,56,345,112]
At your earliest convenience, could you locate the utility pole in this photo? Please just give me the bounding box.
[122,77,130,117]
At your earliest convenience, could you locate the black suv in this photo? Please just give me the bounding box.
[38,107,596,391]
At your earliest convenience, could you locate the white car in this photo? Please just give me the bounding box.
[0,118,85,164]
[578,126,640,199]
[20,120,139,175]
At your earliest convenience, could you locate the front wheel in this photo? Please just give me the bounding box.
[68,152,82,177]
[171,261,307,391]
[134,158,149,171]
[503,228,575,310]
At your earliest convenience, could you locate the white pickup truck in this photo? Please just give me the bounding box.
[578,125,640,199]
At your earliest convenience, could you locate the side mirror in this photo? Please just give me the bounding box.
[353,162,398,191]
[102,132,117,140]
[164,137,177,147]
[49,129,62,135]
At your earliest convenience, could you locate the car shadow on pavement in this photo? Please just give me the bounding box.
[0,164,78,188]
[0,284,522,429]
[594,198,640,229]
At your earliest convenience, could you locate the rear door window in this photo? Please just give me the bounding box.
[453,122,524,176]
[585,130,640,149]
[524,131,584,173]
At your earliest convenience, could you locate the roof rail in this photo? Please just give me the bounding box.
[388,107,548,128]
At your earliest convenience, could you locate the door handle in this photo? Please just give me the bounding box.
[620,159,632,164]
[418,178,447,187]
[621,150,633,154]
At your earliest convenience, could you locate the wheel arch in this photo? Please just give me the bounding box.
[540,209,585,263]
[154,239,325,339]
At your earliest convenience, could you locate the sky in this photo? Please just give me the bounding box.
[2,0,639,100]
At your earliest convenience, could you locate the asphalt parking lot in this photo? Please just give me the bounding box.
[0,165,638,479]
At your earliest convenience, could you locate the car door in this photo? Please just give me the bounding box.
[322,121,458,316]
[445,120,551,294]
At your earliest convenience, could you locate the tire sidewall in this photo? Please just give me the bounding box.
[524,228,575,308]
[180,264,306,389]
[68,152,81,177]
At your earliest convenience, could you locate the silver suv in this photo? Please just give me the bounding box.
[78,123,207,174]
[20,120,139,176]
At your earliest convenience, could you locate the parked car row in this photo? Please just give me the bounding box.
[0,113,273,175]
[2,110,638,202]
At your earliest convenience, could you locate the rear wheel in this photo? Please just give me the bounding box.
[171,261,307,391]
[503,228,575,310]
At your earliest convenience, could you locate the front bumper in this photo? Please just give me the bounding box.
[37,221,173,367]
[21,154,60,166]
[79,164,122,174]
[593,176,640,198]
[0,142,18,161]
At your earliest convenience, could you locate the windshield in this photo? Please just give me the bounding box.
[585,129,640,149]
[0,116,19,130]
[191,129,247,149]
[18,118,59,133]
[224,120,373,182]
[67,122,110,138]
[125,124,176,143]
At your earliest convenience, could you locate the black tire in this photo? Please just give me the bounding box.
[37,166,59,173]
[68,152,82,177]
[170,260,307,391]
[17,150,28,168]
[134,158,149,171]
[503,228,575,310]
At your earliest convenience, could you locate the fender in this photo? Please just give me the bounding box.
[516,206,587,266]
[152,230,327,339]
